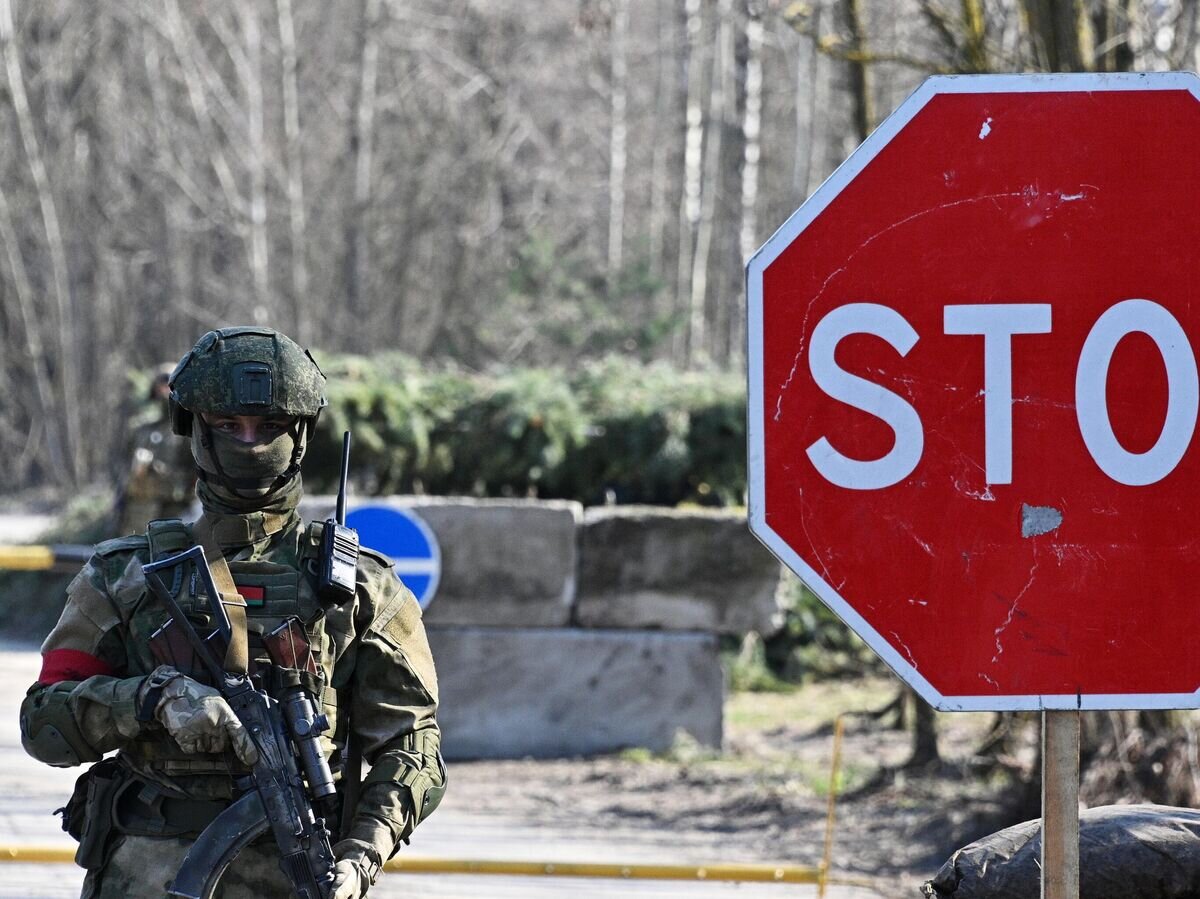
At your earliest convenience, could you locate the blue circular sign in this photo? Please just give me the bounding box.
[346,505,441,609]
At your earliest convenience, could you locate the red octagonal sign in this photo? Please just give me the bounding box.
[747,73,1200,711]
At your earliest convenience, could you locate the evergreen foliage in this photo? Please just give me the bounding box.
[305,353,747,507]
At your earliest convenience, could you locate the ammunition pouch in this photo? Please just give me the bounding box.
[112,776,227,839]
[57,758,124,871]
[59,756,233,866]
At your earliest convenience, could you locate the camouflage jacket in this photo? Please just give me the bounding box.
[122,415,195,506]
[20,509,445,867]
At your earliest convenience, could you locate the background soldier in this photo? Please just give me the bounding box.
[114,363,197,535]
[20,327,446,898]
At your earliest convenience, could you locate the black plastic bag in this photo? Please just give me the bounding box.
[923,804,1200,898]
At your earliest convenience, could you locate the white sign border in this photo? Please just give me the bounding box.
[746,71,1200,712]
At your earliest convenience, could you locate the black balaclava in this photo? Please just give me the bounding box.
[192,419,307,519]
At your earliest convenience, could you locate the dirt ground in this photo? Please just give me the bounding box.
[448,676,1019,896]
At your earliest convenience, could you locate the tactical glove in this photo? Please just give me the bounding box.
[143,667,259,765]
[330,859,368,899]
[331,840,382,899]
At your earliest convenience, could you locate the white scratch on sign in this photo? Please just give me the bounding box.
[796,489,836,585]
[899,522,934,556]
[979,673,999,689]
[891,631,919,671]
[979,117,993,139]
[952,477,996,502]
[992,548,1039,663]
[1050,543,1101,565]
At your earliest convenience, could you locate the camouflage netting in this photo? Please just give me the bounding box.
[922,804,1200,898]
[303,354,746,507]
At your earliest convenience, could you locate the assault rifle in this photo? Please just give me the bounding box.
[143,546,338,899]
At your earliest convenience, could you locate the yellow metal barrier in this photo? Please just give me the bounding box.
[0,847,74,864]
[382,858,827,883]
[0,544,92,573]
[0,845,878,888]
[0,546,56,571]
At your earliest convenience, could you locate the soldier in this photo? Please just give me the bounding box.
[114,364,197,534]
[20,327,445,898]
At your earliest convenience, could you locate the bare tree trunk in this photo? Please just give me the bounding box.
[164,1,246,227]
[0,0,80,484]
[729,0,758,364]
[143,31,193,338]
[276,0,310,343]
[675,0,706,365]
[839,0,873,142]
[737,0,764,362]
[648,0,671,287]
[1021,0,1091,71]
[344,0,382,348]
[1091,0,1120,71]
[960,0,990,71]
[240,4,271,322]
[71,2,109,477]
[0,182,67,483]
[1169,0,1199,70]
[907,690,941,768]
[607,0,629,297]
[687,0,732,367]
[794,4,823,201]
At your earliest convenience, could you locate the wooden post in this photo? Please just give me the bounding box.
[1041,709,1080,899]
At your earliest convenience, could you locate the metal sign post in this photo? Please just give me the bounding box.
[1041,710,1080,899]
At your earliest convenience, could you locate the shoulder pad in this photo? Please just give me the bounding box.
[93,535,149,558]
[301,521,323,551]
[358,546,394,571]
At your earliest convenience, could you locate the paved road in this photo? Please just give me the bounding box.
[0,645,885,898]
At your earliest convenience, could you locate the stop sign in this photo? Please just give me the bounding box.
[748,73,1200,712]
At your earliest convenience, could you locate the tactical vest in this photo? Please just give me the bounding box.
[118,518,350,787]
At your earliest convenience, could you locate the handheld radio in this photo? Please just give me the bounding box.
[317,431,359,605]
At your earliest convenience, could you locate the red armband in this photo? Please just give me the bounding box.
[38,648,117,684]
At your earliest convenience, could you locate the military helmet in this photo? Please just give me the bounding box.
[148,362,176,401]
[169,327,326,436]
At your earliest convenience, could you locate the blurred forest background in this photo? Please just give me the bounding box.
[1,0,1198,493]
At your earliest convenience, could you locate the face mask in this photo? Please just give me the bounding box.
[192,422,306,498]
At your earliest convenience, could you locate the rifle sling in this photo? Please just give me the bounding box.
[338,686,362,841]
[191,517,249,677]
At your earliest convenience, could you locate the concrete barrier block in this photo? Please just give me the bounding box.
[575,506,784,634]
[427,626,723,759]
[301,496,581,627]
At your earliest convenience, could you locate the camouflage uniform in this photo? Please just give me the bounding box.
[115,409,196,534]
[20,328,445,898]
[115,365,196,535]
